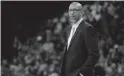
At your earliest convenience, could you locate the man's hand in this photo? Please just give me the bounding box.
[79,73,83,76]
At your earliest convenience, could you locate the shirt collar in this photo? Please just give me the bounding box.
[72,18,83,29]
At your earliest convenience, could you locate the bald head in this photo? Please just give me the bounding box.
[69,2,83,10]
[68,2,83,24]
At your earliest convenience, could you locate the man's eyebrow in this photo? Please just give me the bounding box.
[69,8,81,10]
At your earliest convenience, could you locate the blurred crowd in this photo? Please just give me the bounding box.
[2,1,124,76]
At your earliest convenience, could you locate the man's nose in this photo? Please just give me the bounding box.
[70,11,75,15]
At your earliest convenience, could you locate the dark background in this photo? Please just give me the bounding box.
[1,1,94,60]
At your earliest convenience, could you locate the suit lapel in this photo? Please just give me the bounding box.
[67,20,84,51]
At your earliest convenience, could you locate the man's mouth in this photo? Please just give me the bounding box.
[70,16,75,18]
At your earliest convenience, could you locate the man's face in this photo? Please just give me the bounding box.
[68,4,82,23]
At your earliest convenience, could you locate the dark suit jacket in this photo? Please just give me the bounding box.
[60,20,99,76]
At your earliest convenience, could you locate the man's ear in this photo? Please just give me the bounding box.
[81,9,84,17]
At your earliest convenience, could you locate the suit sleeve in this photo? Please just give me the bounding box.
[80,25,99,74]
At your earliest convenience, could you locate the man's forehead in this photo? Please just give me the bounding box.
[69,2,82,9]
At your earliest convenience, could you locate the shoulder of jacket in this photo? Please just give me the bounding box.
[84,21,93,28]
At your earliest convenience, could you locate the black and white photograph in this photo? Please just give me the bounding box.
[1,1,124,76]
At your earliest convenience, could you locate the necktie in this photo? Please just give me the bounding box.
[67,26,76,50]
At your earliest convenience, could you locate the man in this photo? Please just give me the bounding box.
[60,2,99,76]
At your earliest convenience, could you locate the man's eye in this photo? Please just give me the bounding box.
[69,9,73,11]
[69,9,80,11]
